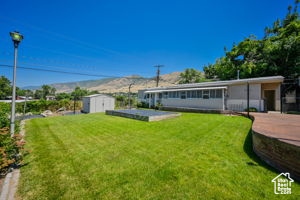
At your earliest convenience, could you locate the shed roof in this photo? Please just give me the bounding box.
[83,94,114,99]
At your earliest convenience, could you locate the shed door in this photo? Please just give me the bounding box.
[104,98,111,111]
[96,97,104,112]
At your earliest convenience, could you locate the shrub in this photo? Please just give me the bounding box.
[137,102,149,108]
[244,107,257,112]
[15,99,80,114]
[0,126,25,175]
[0,103,10,128]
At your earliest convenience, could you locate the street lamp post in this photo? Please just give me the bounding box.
[9,31,23,137]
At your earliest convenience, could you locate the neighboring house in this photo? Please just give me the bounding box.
[138,76,284,112]
[272,173,294,194]
[46,96,56,101]
[0,99,36,103]
[82,94,115,113]
[18,96,33,100]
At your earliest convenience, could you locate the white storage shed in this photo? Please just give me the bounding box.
[82,94,115,113]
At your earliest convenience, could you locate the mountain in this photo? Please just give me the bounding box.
[23,72,182,93]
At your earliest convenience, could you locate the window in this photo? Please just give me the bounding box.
[168,92,175,98]
[216,89,222,98]
[180,91,186,99]
[197,90,202,98]
[203,90,209,99]
[175,91,179,98]
[192,91,197,98]
[187,91,191,98]
[163,92,168,99]
[159,93,162,99]
[210,90,216,98]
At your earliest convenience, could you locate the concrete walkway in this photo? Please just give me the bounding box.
[251,112,300,146]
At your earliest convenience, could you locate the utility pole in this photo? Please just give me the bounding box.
[154,65,164,87]
[9,31,23,137]
[128,83,134,109]
[73,96,76,114]
[23,91,28,117]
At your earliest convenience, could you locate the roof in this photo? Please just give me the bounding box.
[145,86,227,93]
[143,76,284,92]
[83,94,114,99]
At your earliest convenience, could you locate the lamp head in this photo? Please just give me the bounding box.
[10,31,23,47]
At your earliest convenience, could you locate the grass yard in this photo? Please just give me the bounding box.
[18,113,300,199]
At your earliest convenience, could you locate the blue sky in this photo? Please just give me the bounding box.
[0,0,292,87]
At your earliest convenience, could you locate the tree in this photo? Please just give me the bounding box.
[179,68,206,84]
[71,87,88,100]
[34,90,43,99]
[203,1,300,80]
[41,85,51,99]
[89,90,99,95]
[16,89,34,97]
[41,85,56,99]
[0,76,11,100]
[55,93,72,100]
[50,87,56,96]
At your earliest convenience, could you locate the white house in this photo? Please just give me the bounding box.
[138,76,284,112]
[82,94,115,113]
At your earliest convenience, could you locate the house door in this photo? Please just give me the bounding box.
[264,90,275,111]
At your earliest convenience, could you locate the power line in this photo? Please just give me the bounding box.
[0,51,151,75]
[0,64,148,80]
[0,16,142,61]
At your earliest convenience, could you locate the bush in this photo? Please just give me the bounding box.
[244,107,257,112]
[0,103,10,129]
[137,102,149,108]
[0,127,25,175]
[15,99,81,114]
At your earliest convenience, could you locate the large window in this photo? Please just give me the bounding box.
[163,92,168,99]
[191,91,197,98]
[203,90,209,99]
[187,91,191,98]
[160,89,223,99]
[168,91,179,98]
[159,93,162,99]
[216,89,222,98]
[197,90,202,98]
[180,91,186,99]
[210,90,216,98]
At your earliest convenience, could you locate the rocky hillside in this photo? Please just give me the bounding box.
[89,72,181,93]
[25,72,181,93]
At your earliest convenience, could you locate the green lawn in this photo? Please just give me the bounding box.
[18,113,300,199]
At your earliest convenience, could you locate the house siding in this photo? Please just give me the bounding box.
[161,98,223,110]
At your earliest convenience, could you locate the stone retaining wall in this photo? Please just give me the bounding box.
[252,131,300,181]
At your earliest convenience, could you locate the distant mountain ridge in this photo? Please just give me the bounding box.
[22,72,182,93]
